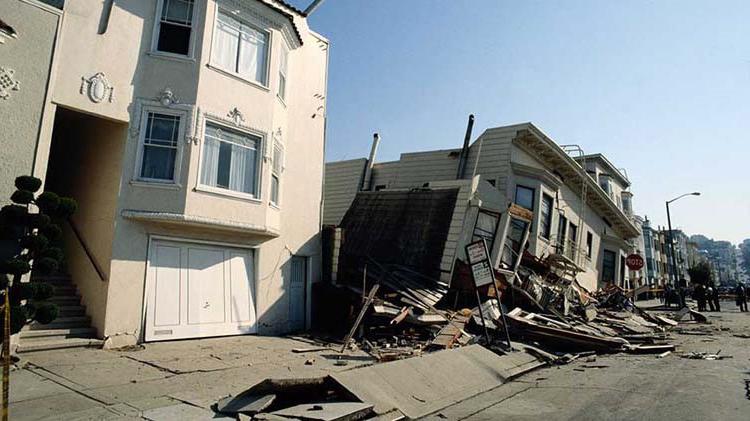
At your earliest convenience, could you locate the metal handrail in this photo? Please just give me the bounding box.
[66,218,107,281]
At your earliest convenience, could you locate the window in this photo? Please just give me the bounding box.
[599,179,611,195]
[486,179,496,187]
[200,123,261,196]
[556,214,567,254]
[567,222,578,259]
[212,10,270,85]
[139,112,181,182]
[586,232,593,258]
[155,0,194,55]
[374,185,386,191]
[500,218,528,269]
[540,194,553,239]
[602,250,616,283]
[278,45,288,101]
[472,210,500,252]
[270,142,283,205]
[515,185,535,210]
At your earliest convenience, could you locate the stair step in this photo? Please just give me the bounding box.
[57,306,86,316]
[52,285,77,295]
[17,337,103,353]
[26,316,91,330]
[19,327,97,340]
[48,296,81,305]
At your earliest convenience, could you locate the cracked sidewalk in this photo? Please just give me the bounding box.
[9,335,374,420]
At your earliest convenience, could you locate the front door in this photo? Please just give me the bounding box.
[144,240,257,341]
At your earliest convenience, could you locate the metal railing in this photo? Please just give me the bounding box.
[67,218,107,281]
[542,234,589,269]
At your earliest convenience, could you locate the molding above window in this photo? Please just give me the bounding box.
[217,0,302,49]
[511,162,563,190]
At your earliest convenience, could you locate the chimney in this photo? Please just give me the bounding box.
[456,114,475,179]
[361,133,380,191]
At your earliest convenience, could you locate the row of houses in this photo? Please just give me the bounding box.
[2,0,727,353]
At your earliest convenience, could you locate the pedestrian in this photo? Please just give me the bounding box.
[693,283,706,312]
[711,284,721,312]
[736,283,748,312]
[664,284,672,308]
[705,285,715,311]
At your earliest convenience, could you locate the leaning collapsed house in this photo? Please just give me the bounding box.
[324,122,642,293]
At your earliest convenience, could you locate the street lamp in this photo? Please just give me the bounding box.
[666,192,700,306]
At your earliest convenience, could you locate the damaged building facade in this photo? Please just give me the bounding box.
[324,122,641,292]
[2,0,328,350]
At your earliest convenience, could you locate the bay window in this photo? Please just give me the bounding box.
[200,124,261,197]
[212,10,270,85]
[155,0,194,56]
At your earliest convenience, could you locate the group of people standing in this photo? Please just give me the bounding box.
[693,283,721,312]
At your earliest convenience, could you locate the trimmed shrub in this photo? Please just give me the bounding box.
[15,176,42,193]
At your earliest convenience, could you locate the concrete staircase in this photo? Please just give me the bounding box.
[18,275,103,353]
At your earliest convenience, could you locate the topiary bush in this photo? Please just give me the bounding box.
[0,175,77,336]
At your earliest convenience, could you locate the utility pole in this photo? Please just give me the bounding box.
[665,192,701,308]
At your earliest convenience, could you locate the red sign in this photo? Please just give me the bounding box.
[626,254,644,270]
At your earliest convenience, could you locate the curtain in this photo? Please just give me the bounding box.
[200,136,220,186]
[228,144,247,193]
[238,26,268,84]
[213,12,239,72]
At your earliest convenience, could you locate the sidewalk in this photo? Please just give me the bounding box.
[10,335,374,420]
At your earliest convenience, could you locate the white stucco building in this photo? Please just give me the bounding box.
[2,0,328,349]
[324,123,641,292]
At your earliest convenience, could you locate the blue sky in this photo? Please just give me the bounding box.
[292,0,750,244]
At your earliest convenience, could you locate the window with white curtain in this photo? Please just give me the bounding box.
[155,0,194,55]
[211,10,270,85]
[139,112,181,182]
[200,123,261,196]
[270,142,283,205]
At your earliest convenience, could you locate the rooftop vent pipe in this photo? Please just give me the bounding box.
[304,0,326,16]
[456,114,475,179]
[361,133,380,191]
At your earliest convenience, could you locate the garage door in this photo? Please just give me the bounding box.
[144,240,257,341]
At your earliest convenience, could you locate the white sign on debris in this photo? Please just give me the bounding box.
[466,240,494,287]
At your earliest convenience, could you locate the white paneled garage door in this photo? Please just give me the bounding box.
[144,239,257,341]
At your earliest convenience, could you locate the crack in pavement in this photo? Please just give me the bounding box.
[25,364,113,406]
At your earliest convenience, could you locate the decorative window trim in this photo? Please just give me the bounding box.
[150,0,199,58]
[194,111,267,201]
[130,97,194,185]
[208,4,273,88]
[216,0,301,50]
